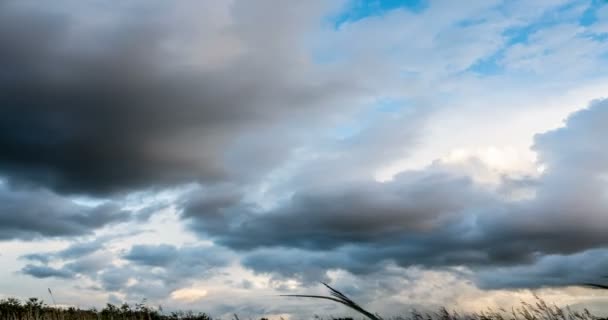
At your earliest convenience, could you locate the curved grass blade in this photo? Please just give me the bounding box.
[582,283,608,290]
[281,283,382,320]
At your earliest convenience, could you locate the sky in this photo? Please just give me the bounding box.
[1,0,608,318]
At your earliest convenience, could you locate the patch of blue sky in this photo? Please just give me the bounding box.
[467,52,504,76]
[468,0,601,76]
[329,98,411,140]
[316,1,429,65]
[331,121,366,140]
[311,49,347,65]
[594,33,608,41]
[502,1,588,46]
[398,70,420,79]
[579,0,607,26]
[331,0,428,29]
[373,97,410,113]
[456,17,489,28]
[582,29,608,41]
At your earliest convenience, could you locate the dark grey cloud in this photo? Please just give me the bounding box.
[181,99,608,289]
[18,234,150,282]
[100,267,132,292]
[20,232,145,263]
[20,239,105,266]
[123,244,179,267]
[21,264,74,279]
[21,246,113,280]
[56,241,105,259]
[20,253,52,264]
[0,0,360,196]
[63,254,113,275]
[476,248,608,290]
[184,170,492,251]
[241,247,385,285]
[0,183,129,240]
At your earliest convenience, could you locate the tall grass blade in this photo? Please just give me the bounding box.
[582,283,608,290]
[281,282,382,320]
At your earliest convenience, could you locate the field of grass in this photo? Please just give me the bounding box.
[1,284,606,320]
[0,295,604,320]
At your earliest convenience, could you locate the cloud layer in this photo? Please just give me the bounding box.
[1,0,608,317]
[0,183,129,240]
[180,99,608,288]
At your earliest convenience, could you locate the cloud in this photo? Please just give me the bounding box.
[93,244,233,300]
[20,241,233,301]
[20,232,145,264]
[0,183,129,240]
[100,267,132,292]
[123,244,179,267]
[476,248,608,290]
[20,253,52,264]
[20,242,115,280]
[0,0,360,195]
[181,99,608,288]
[170,288,208,302]
[122,244,232,279]
[21,264,74,279]
[55,241,106,260]
[184,169,492,251]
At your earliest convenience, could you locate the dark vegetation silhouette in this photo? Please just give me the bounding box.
[0,297,210,320]
[584,276,608,290]
[1,283,606,320]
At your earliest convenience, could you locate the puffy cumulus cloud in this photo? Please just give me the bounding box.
[0,183,129,240]
[99,244,232,300]
[20,241,233,301]
[170,288,208,303]
[533,99,608,177]
[0,0,361,196]
[20,239,116,279]
[180,99,608,289]
[22,253,113,280]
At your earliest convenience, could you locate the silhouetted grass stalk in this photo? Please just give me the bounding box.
[282,282,382,320]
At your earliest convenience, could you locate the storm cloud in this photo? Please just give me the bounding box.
[0,0,359,195]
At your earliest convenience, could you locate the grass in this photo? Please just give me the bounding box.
[282,283,383,320]
[283,283,606,320]
[0,297,211,320]
[1,284,606,320]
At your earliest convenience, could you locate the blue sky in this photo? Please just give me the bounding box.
[1,0,608,319]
